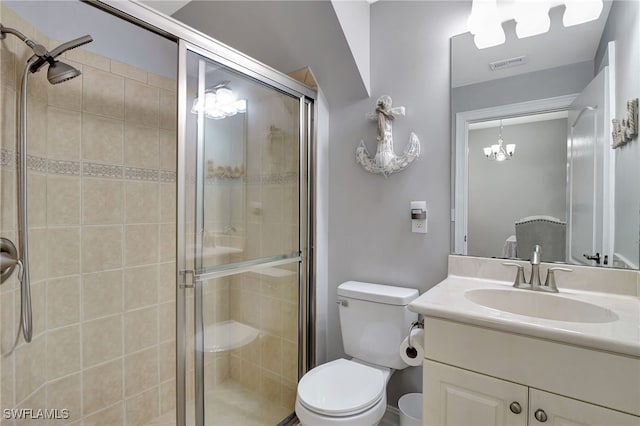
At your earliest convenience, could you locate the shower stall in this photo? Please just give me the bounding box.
[0,1,315,425]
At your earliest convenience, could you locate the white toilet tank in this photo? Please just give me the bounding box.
[337,281,419,370]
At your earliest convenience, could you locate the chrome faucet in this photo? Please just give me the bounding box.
[529,244,542,288]
[503,245,571,293]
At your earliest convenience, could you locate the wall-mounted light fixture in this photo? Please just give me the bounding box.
[468,0,604,49]
[191,82,247,119]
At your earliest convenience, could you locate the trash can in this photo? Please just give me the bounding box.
[398,393,422,426]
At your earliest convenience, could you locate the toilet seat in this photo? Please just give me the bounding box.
[297,358,385,416]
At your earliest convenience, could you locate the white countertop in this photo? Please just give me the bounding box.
[408,276,640,357]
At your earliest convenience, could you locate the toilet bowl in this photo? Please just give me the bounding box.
[295,359,391,426]
[295,281,419,426]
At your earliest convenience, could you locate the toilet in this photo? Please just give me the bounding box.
[295,281,419,426]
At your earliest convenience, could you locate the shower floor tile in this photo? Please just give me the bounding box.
[144,380,292,425]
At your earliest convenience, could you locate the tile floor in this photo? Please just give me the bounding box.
[145,380,292,425]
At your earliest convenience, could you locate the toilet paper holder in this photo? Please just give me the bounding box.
[407,319,424,353]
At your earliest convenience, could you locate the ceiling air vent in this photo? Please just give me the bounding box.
[489,55,527,71]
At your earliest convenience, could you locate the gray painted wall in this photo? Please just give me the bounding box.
[468,119,568,258]
[328,1,469,406]
[597,0,640,268]
[451,60,593,115]
[175,0,471,407]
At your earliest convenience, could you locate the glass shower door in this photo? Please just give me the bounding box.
[177,42,311,425]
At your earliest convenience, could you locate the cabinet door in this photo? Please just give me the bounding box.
[529,389,640,426]
[424,359,528,426]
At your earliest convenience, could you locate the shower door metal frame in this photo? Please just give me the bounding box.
[178,39,315,426]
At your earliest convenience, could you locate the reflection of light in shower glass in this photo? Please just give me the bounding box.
[191,86,247,120]
[234,99,247,113]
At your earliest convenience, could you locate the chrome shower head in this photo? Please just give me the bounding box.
[47,60,81,85]
[29,34,93,76]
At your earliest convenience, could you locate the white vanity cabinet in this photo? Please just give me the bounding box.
[424,359,640,426]
[528,388,640,426]
[407,259,640,426]
[424,359,528,426]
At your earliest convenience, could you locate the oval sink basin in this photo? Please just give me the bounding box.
[465,288,619,323]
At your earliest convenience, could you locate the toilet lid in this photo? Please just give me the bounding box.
[297,359,385,416]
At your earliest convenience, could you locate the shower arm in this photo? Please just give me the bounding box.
[0,24,93,74]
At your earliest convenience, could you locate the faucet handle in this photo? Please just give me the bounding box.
[543,267,572,292]
[502,262,530,289]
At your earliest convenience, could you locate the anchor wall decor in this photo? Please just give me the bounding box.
[356,95,421,177]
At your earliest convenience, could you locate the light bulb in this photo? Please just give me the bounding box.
[234,99,247,113]
[206,106,225,120]
[483,147,492,157]
[468,0,498,35]
[215,87,234,105]
[506,144,516,156]
[473,27,505,49]
[563,0,603,27]
[515,1,550,38]
[221,104,237,117]
[204,92,216,109]
[191,98,204,114]
[468,0,505,48]
[491,144,500,154]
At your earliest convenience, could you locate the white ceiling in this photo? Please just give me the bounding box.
[140,0,192,17]
[452,1,612,88]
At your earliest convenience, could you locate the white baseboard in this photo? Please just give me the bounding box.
[380,405,400,426]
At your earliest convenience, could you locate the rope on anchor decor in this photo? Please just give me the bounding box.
[356,95,421,177]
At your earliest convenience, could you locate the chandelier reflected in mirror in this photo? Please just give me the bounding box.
[483,120,515,161]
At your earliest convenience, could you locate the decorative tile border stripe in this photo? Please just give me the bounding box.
[27,155,48,173]
[48,159,81,176]
[159,170,177,183]
[1,149,295,185]
[125,167,159,182]
[83,162,123,179]
[0,149,14,168]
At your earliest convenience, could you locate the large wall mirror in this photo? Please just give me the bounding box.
[451,1,639,269]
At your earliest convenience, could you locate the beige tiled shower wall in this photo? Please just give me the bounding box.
[0,4,177,425]
[228,269,299,411]
[225,89,300,412]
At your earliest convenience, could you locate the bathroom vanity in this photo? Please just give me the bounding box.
[408,255,640,426]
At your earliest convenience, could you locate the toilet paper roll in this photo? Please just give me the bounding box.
[399,328,425,367]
